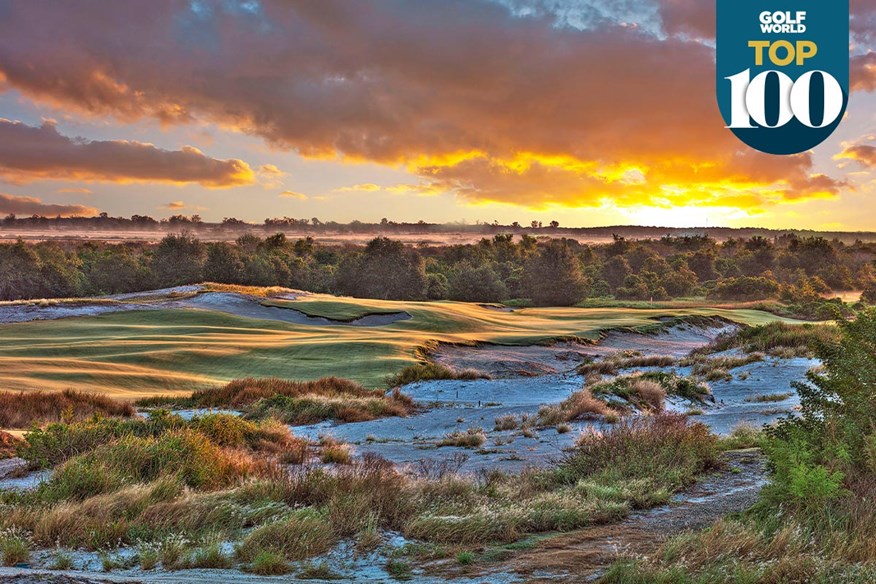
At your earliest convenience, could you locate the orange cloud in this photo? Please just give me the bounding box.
[163,201,186,210]
[837,144,876,168]
[0,193,98,217]
[279,190,308,200]
[0,119,255,187]
[56,187,93,194]
[0,1,867,211]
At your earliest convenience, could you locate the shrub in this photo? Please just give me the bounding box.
[494,415,519,431]
[320,439,353,465]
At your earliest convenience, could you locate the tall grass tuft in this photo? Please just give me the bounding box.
[0,389,134,429]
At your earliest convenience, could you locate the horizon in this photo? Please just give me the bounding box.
[0,2,874,229]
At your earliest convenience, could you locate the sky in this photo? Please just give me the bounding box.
[0,0,874,230]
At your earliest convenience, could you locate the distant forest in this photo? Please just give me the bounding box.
[1,231,875,319]
[4,213,876,244]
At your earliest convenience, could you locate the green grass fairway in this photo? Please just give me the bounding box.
[0,293,806,399]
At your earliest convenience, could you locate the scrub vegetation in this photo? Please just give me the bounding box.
[0,413,720,575]
[138,377,414,425]
[602,309,876,583]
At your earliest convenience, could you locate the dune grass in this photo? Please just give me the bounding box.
[385,363,489,387]
[0,291,806,397]
[140,377,414,425]
[0,389,135,430]
[0,414,720,567]
[701,321,837,358]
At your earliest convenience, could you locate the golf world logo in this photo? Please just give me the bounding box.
[717,0,849,155]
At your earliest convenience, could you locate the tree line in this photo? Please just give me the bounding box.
[1,233,874,314]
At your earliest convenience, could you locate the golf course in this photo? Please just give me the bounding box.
[0,286,804,398]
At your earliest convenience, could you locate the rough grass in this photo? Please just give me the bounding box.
[0,389,134,429]
[702,322,837,358]
[0,415,722,569]
[17,412,306,468]
[438,428,487,449]
[681,352,764,381]
[140,377,414,425]
[386,363,489,387]
[576,372,712,414]
[577,352,676,376]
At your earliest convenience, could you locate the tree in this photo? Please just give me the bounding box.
[602,256,631,290]
[0,239,45,300]
[335,237,427,300]
[523,240,588,306]
[152,233,205,287]
[448,262,508,303]
[204,243,244,284]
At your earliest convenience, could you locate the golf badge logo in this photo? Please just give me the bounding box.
[717,0,849,155]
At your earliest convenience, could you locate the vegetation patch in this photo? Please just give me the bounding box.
[0,431,20,459]
[702,321,837,358]
[577,352,676,376]
[0,389,134,429]
[139,377,414,425]
[386,363,489,387]
[602,310,876,583]
[0,413,721,571]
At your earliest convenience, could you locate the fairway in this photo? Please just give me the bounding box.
[0,293,805,399]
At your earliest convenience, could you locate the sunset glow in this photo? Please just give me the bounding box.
[0,1,873,228]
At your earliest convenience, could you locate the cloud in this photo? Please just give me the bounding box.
[0,1,867,211]
[837,144,876,168]
[279,190,308,200]
[852,52,876,92]
[162,201,186,209]
[334,182,445,196]
[258,164,287,188]
[56,187,93,194]
[0,119,255,187]
[333,184,382,193]
[0,193,98,217]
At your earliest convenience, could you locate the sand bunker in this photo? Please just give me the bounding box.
[0,287,411,327]
[433,320,737,378]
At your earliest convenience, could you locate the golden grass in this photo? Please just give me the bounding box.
[0,389,135,429]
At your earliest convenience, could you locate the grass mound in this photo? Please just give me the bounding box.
[139,377,414,425]
[36,429,258,502]
[0,389,134,429]
[18,412,305,468]
[703,321,837,358]
[577,352,676,376]
[385,363,489,387]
